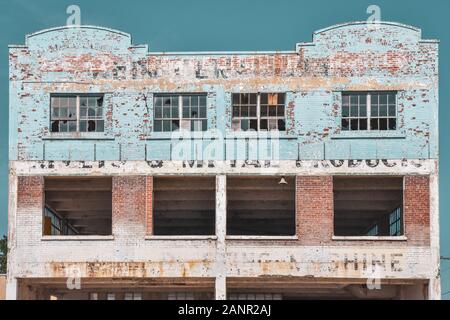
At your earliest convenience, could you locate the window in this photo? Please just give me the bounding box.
[232,93,286,131]
[50,95,104,132]
[333,177,404,237]
[389,207,402,236]
[124,293,142,300]
[153,94,207,132]
[168,292,194,300]
[229,293,282,300]
[89,293,99,300]
[341,92,397,131]
[106,293,116,300]
[366,224,378,236]
[43,206,78,236]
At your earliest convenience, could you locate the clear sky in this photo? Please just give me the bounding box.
[0,0,448,298]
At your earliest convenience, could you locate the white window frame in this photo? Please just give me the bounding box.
[50,94,105,133]
[232,93,286,131]
[229,293,282,300]
[341,91,397,131]
[168,292,194,300]
[124,292,142,300]
[153,94,207,132]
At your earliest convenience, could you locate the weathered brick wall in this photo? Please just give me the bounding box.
[7,173,435,282]
[295,175,431,246]
[112,176,147,239]
[6,22,439,290]
[296,176,334,245]
[8,22,439,161]
[16,176,44,245]
[404,176,430,245]
[145,176,153,235]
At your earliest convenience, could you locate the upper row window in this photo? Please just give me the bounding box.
[341,92,397,131]
[232,93,286,131]
[153,94,207,132]
[50,95,104,133]
[49,91,398,134]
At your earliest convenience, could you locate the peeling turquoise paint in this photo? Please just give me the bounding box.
[9,22,438,162]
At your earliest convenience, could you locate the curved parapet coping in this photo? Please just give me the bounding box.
[9,22,437,55]
[26,25,132,42]
[22,25,139,52]
[296,21,433,52]
[313,21,421,37]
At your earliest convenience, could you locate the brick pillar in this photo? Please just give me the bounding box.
[146,176,153,235]
[404,176,430,246]
[17,176,44,240]
[112,176,147,238]
[296,176,333,245]
[17,176,44,210]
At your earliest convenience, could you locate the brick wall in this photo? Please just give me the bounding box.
[14,174,431,246]
[404,176,430,245]
[145,176,153,235]
[112,176,148,239]
[16,176,44,244]
[296,176,334,245]
[295,175,431,246]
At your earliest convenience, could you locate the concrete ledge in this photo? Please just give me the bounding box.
[42,134,115,141]
[332,236,408,241]
[145,235,217,240]
[226,235,298,240]
[331,132,406,140]
[41,235,114,241]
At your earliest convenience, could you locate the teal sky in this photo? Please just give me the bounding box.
[0,0,448,298]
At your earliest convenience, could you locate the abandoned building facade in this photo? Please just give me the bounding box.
[7,21,440,299]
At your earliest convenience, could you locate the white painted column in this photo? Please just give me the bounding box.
[215,175,227,300]
[428,166,441,300]
[6,279,17,300]
[6,173,18,300]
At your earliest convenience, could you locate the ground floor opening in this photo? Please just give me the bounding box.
[15,277,429,300]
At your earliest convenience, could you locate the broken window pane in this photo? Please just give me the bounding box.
[50,94,105,133]
[154,94,207,132]
[51,121,59,132]
[233,93,286,131]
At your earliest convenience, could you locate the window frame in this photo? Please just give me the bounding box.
[43,205,78,236]
[341,91,397,132]
[153,93,208,132]
[50,94,105,133]
[232,93,286,132]
[389,207,403,236]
